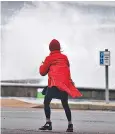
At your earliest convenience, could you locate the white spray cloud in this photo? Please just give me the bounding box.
[1,2,115,88]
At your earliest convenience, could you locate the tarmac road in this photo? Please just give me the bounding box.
[1,107,115,134]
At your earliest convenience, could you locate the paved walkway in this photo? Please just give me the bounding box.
[0,98,37,108]
[1,97,115,110]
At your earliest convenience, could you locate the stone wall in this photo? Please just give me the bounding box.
[1,84,115,100]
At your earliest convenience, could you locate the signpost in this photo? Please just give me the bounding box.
[100,49,110,104]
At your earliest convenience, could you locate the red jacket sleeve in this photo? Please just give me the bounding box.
[39,56,51,76]
[65,55,70,67]
[67,58,70,67]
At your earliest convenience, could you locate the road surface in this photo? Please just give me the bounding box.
[1,107,115,134]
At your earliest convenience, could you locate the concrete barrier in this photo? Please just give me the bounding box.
[1,83,115,100]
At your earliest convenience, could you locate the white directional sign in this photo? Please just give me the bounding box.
[100,51,110,66]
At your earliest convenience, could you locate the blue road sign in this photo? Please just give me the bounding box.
[100,51,110,66]
[100,51,104,65]
[100,58,104,65]
[100,51,104,58]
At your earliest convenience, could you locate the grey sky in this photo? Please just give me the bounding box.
[1,1,115,88]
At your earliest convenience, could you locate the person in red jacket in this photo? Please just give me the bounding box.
[39,39,82,132]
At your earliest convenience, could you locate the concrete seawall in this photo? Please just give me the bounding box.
[1,83,115,100]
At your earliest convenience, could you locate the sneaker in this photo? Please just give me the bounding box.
[39,122,52,130]
[66,124,73,132]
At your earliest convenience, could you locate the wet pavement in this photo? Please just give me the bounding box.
[1,129,112,134]
[1,107,115,134]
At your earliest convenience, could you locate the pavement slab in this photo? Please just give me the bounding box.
[0,98,115,111]
[0,99,40,108]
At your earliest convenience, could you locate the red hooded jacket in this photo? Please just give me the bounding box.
[39,50,82,98]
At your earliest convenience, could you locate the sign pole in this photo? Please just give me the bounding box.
[100,49,110,104]
[105,49,109,104]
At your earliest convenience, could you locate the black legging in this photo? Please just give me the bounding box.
[44,90,72,122]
